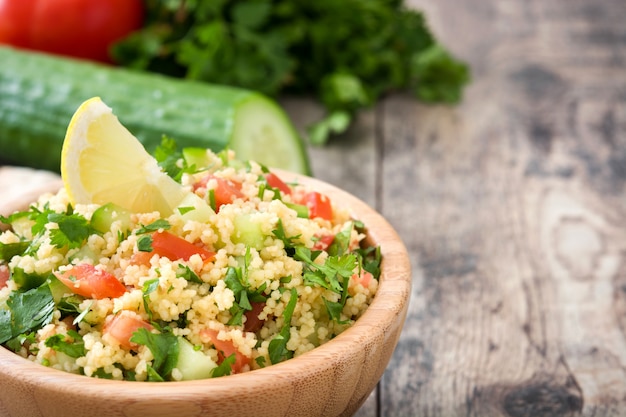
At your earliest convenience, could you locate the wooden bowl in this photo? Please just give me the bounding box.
[0,168,411,417]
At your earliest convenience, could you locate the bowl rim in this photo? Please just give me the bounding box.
[0,169,412,399]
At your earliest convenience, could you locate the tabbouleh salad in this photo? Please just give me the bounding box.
[0,147,380,381]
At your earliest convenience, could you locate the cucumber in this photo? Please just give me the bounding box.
[232,214,265,250]
[0,47,310,175]
[175,336,217,380]
[91,203,133,234]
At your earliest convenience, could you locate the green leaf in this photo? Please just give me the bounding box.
[131,327,179,380]
[137,235,154,252]
[211,353,236,377]
[45,331,86,358]
[410,44,471,103]
[135,219,171,235]
[0,241,31,261]
[268,288,297,364]
[177,265,203,284]
[47,212,94,249]
[142,278,160,320]
[0,285,55,344]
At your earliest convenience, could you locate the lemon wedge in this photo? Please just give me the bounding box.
[61,97,189,216]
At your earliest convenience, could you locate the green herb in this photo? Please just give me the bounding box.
[45,330,86,358]
[0,285,55,344]
[211,353,236,378]
[272,219,300,255]
[142,278,160,320]
[135,219,171,235]
[207,189,217,212]
[153,136,184,180]
[294,247,357,293]
[177,206,195,215]
[0,241,31,261]
[47,211,94,250]
[130,327,179,381]
[57,295,83,318]
[268,287,297,364]
[112,0,470,144]
[73,301,92,325]
[224,257,267,327]
[177,265,203,284]
[137,235,154,252]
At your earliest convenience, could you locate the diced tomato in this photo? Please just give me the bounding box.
[103,312,153,350]
[265,172,292,195]
[300,191,333,221]
[201,328,251,374]
[150,231,216,264]
[129,251,155,266]
[349,271,374,295]
[244,301,266,333]
[0,265,9,288]
[54,264,126,299]
[194,174,245,212]
[312,234,335,251]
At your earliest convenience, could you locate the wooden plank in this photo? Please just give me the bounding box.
[382,0,626,415]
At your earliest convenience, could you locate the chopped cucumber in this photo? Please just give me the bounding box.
[232,214,265,250]
[47,275,72,303]
[91,203,132,234]
[69,245,98,263]
[175,193,215,223]
[182,147,211,171]
[175,336,217,380]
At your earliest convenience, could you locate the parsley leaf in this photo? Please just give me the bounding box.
[0,285,55,344]
[0,241,31,261]
[112,1,470,144]
[142,278,160,320]
[130,327,179,381]
[137,235,154,252]
[268,287,297,365]
[211,353,236,378]
[45,330,86,358]
[135,219,171,235]
[47,212,94,250]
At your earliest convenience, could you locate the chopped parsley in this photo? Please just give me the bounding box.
[0,285,55,344]
[45,330,86,358]
[130,327,179,382]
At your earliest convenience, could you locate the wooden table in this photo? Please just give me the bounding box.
[281,0,626,415]
[0,0,624,416]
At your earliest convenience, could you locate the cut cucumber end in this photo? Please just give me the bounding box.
[230,94,311,175]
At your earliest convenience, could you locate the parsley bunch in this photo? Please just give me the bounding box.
[112,0,470,144]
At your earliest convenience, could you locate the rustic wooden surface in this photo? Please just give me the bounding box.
[284,0,626,415]
[0,0,624,416]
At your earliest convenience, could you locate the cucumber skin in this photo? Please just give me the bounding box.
[0,46,309,173]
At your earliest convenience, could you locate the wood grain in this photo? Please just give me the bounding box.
[375,0,626,415]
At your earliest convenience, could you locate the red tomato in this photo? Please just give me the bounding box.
[129,251,155,267]
[301,191,333,221]
[243,301,266,333]
[312,234,335,251]
[0,0,143,63]
[349,271,374,295]
[104,313,153,350]
[150,231,216,264]
[54,264,126,299]
[0,264,9,288]
[265,172,292,195]
[194,174,245,212]
[201,328,251,374]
